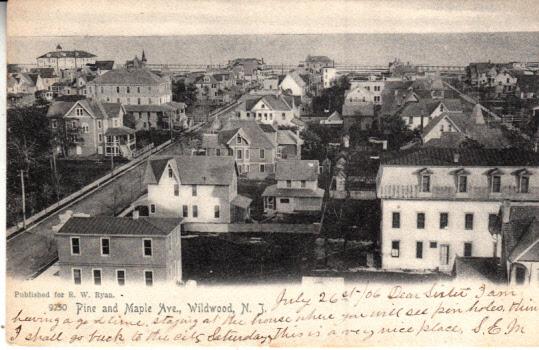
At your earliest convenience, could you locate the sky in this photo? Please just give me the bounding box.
[7,0,539,37]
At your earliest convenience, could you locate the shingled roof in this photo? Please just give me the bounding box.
[38,49,96,59]
[276,160,319,181]
[58,216,181,236]
[221,119,275,149]
[91,68,166,85]
[145,156,237,186]
[504,206,539,263]
[383,148,539,167]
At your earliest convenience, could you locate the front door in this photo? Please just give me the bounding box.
[440,244,450,266]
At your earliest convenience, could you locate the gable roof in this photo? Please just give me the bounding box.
[384,148,539,167]
[221,119,275,149]
[283,71,306,88]
[277,129,301,145]
[91,68,166,85]
[146,156,237,186]
[46,99,121,119]
[58,216,181,236]
[276,160,319,181]
[257,95,292,111]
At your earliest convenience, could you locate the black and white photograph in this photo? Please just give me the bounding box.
[3,0,539,346]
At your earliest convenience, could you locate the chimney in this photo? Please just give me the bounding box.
[133,210,139,220]
[453,152,460,163]
[501,200,511,224]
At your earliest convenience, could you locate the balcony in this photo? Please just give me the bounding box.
[378,184,539,201]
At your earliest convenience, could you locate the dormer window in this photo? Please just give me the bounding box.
[457,175,467,193]
[487,169,503,193]
[416,168,433,193]
[513,169,532,194]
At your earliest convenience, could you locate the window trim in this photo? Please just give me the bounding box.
[420,174,431,193]
[72,268,82,285]
[464,213,474,230]
[92,268,102,286]
[100,237,110,257]
[457,175,468,193]
[144,270,154,286]
[491,175,502,193]
[70,237,81,255]
[519,175,529,193]
[391,240,400,258]
[116,269,126,286]
[143,238,153,257]
[392,212,401,229]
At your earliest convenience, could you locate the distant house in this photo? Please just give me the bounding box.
[228,58,265,81]
[422,104,512,148]
[235,94,300,127]
[320,111,343,126]
[342,86,376,130]
[142,156,252,223]
[304,55,333,74]
[279,71,306,97]
[399,98,464,130]
[47,98,136,158]
[29,68,59,90]
[499,203,539,285]
[37,44,97,72]
[194,72,234,104]
[322,67,339,89]
[201,119,302,179]
[86,60,115,75]
[515,74,539,100]
[262,160,324,215]
[55,215,182,286]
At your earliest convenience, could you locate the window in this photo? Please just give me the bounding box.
[458,175,468,193]
[143,239,152,257]
[168,167,173,178]
[150,204,156,214]
[193,205,198,218]
[421,175,430,192]
[464,243,473,257]
[137,98,141,105]
[182,205,188,217]
[260,149,265,159]
[51,120,57,129]
[126,87,130,93]
[286,180,292,188]
[237,135,241,144]
[97,120,102,129]
[100,87,104,94]
[116,86,120,93]
[519,176,529,193]
[430,241,437,249]
[192,185,197,196]
[282,113,286,120]
[174,184,179,196]
[116,270,126,286]
[280,198,290,204]
[465,213,474,230]
[93,269,102,286]
[149,98,152,104]
[246,149,250,159]
[491,175,501,193]
[214,205,220,218]
[488,213,498,228]
[137,87,140,93]
[216,148,221,156]
[71,237,80,255]
[301,180,306,188]
[440,213,449,229]
[145,271,153,286]
[237,149,243,160]
[392,212,400,228]
[70,268,82,285]
[75,107,83,116]
[101,238,110,256]
[391,241,400,257]
[260,164,265,173]
[417,213,425,229]
[416,242,423,259]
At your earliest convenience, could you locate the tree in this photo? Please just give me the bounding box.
[172,79,197,106]
[300,128,324,160]
[311,76,351,116]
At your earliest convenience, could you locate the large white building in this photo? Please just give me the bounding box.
[377,148,539,272]
[37,45,97,72]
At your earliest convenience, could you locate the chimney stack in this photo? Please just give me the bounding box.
[133,210,139,220]
[501,200,511,224]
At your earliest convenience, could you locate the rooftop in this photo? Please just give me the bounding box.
[383,148,539,167]
[57,216,181,236]
[276,160,319,181]
[90,68,166,85]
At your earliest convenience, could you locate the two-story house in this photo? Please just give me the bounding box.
[56,215,182,286]
[201,120,302,179]
[262,160,324,215]
[47,98,136,158]
[377,148,539,272]
[235,94,300,127]
[349,77,385,105]
[279,71,306,97]
[342,86,375,130]
[143,156,252,223]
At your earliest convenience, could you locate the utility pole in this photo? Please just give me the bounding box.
[20,170,26,229]
[110,152,114,176]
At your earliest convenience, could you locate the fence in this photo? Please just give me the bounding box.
[6,140,172,238]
